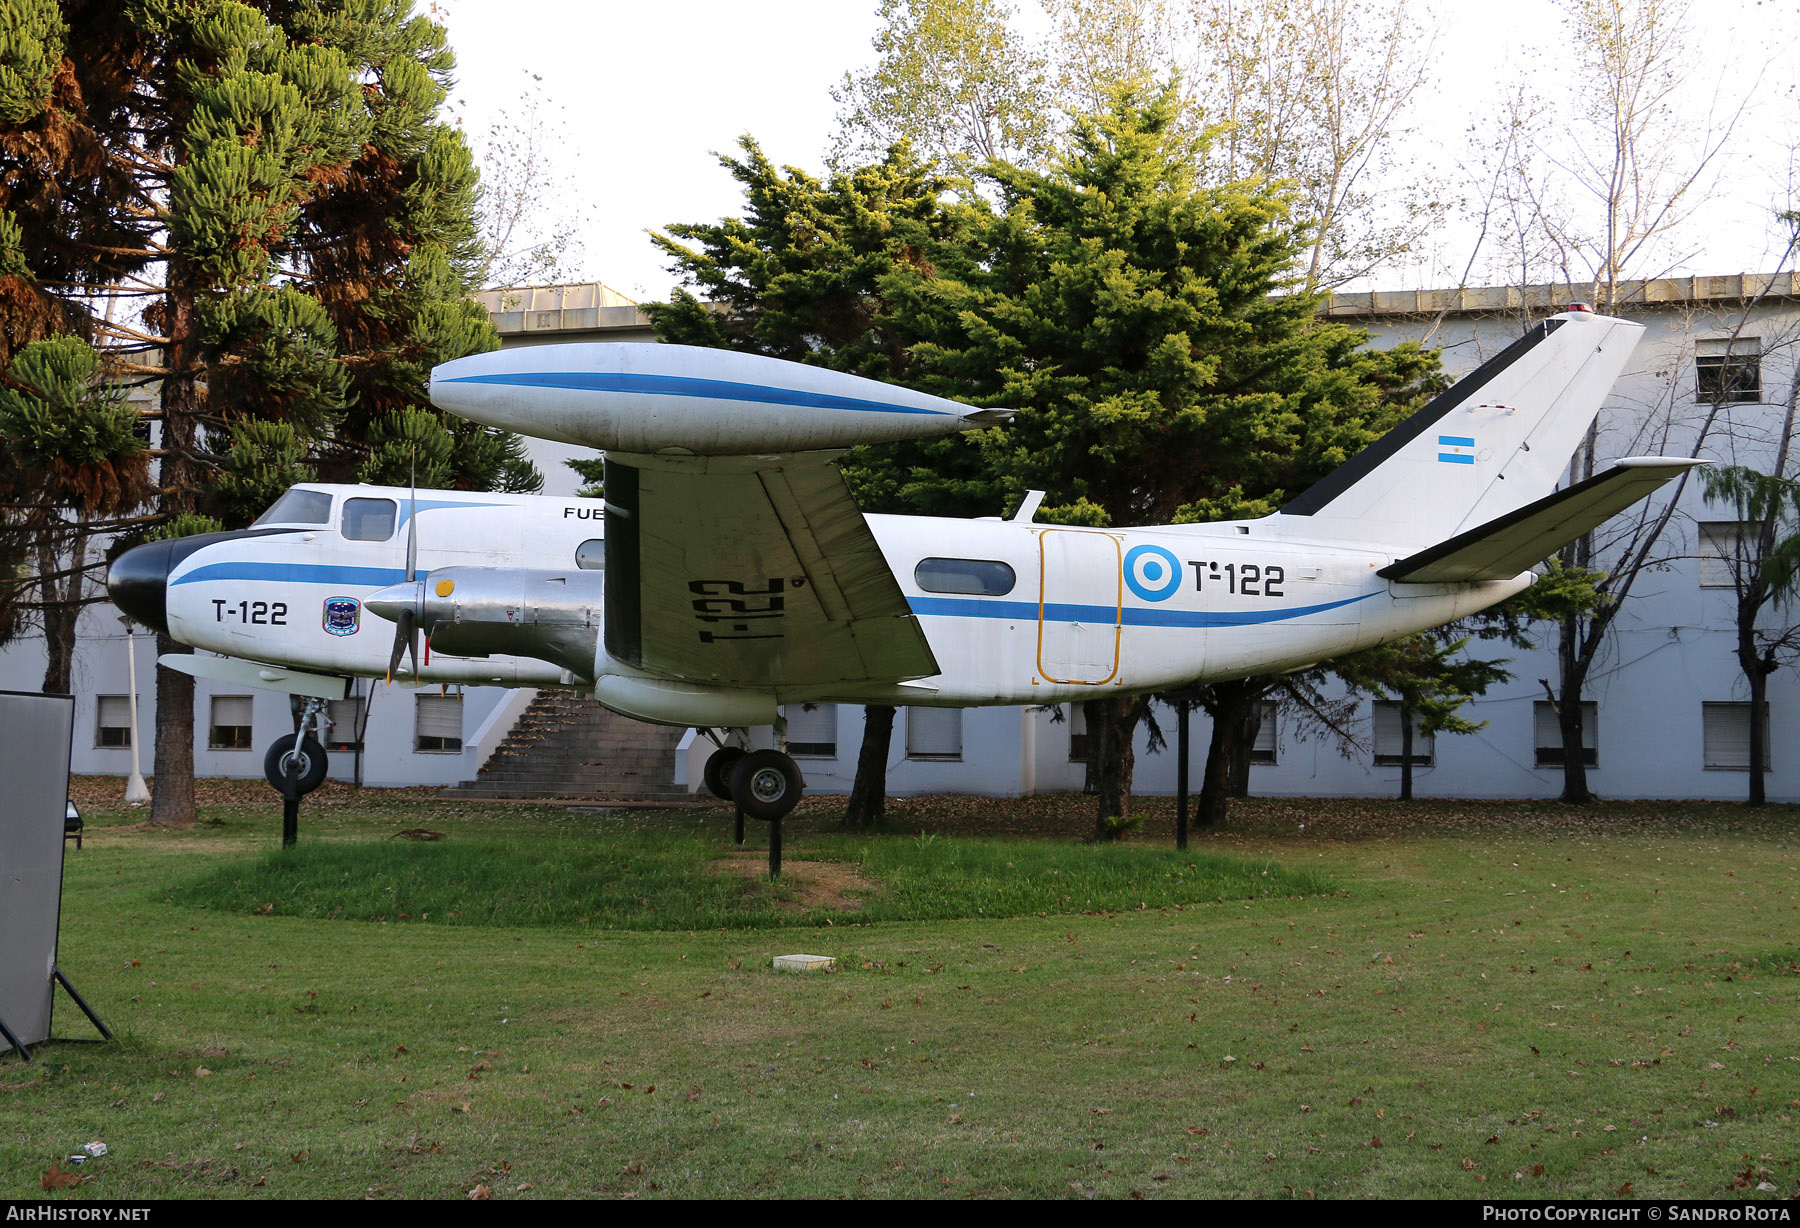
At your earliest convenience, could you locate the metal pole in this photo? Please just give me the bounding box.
[120,617,149,805]
[52,968,113,1041]
[734,806,744,845]
[768,816,781,879]
[1176,703,1190,850]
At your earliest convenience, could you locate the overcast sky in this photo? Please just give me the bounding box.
[429,0,1800,302]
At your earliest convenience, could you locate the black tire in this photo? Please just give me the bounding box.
[729,749,803,821]
[703,746,746,800]
[263,734,328,796]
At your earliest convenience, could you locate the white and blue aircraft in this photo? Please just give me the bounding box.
[108,306,1697,817]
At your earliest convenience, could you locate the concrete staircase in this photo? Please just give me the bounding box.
[442,689,696,803]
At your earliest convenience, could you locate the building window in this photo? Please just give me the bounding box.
[914,557,1017,596]
[906,707,963,761]
[1695,337,1761,405]
[208,695,254,750]
[327,697,364,753]
[342,496,397,541]
[1067,703,1089,762]
[1249,702,1278,766]
[784,704,837,758]
[1702,702,1772,770]
[1533,700,1598,767]
[415,692,463,753]
[1372,701,1433,766]
[1698,521,1755,588]
[96,695,132,748]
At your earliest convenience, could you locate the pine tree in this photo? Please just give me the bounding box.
[0,1,529,826]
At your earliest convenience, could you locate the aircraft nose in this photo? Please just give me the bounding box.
[107,539,174,635]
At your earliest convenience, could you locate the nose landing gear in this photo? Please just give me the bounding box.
[265,696,332,848]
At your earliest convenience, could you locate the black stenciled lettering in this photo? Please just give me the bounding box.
[1187,560,1206,590]
[691,597,784,615]
[1240,564,1260,596]
[213,599,226,621]
[688,578,785,596]
[1264,567,1284,597]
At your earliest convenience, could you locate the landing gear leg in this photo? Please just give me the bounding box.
[267,697,331,848]
[728,747,804,879]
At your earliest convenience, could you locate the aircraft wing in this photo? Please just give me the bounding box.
[601,451,939,688]
[1379,457,1705,583]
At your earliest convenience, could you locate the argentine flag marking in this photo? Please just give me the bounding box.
[1437,434,1475,464]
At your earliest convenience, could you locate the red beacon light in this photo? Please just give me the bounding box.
[1566,302,1595,313]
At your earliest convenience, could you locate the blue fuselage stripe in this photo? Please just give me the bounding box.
[172,562,426,588]
[907,592,1376,628]
[174,563,1377,629]
[445,371,951,417]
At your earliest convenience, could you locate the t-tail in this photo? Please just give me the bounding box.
[1272,307,1703,583]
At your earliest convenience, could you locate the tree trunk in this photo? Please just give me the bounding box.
[1196,680,1256,828]
[843,704,895,829]
[149,633,194,828]
[148,265,201,827]
[1088,696,1139,840]
[1556,610,1594,804]
[1398,703,1414,801]
[37,528,82,695]
[1227,700,1262,797]
[1747,663,1768,808]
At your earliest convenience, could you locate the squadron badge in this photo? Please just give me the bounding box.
[322,596,361,637]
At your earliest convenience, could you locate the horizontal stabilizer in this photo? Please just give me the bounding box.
[1379,457,1705,583]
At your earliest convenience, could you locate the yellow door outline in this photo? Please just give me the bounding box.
[1036,529,1123,685]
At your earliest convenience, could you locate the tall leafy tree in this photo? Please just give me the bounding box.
[0,1,527,826]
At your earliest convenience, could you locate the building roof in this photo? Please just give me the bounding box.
[1324,273,1800,319]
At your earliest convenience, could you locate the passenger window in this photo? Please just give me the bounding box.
[576,539,604,570]
[914,557,1016,596]
[253,488,332,526]
[342,497,397,542]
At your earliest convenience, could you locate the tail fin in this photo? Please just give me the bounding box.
[1277,309,1645,549]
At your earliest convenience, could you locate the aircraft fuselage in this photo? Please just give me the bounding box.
[148,482,1527,713]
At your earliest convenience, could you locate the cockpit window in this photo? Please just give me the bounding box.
[253,488,332,526]
[342,497,398,542]
[576,539,604,570]
[914,557,1016,596]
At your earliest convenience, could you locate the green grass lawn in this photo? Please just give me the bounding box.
[4,785,1799,1200]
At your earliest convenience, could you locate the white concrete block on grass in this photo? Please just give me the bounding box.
[772,954,835,973]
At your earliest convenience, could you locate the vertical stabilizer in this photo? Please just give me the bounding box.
[1277,310,1644,549]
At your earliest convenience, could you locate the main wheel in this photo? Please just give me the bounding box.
[703,746,746,800]
[263,734,328,796]
[729,749,803,821]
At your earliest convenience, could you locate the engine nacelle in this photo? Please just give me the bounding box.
[365,567,604,679]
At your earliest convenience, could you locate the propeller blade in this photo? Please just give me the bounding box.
[386,606,415,685]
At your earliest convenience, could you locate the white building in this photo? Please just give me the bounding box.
[11,276,1798,801]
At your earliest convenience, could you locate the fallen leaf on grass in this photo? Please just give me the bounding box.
[41,1161,84,1191]
[468,1184,490,1200]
